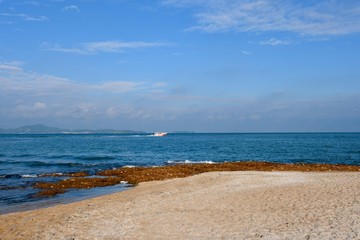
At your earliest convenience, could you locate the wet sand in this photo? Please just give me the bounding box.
[1,171,360,239]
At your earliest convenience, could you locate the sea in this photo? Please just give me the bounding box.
[1,132,360,214]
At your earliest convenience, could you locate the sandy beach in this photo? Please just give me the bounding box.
[1,171,360,239]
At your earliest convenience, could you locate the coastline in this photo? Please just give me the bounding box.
[34,161,360,197]
[2,132,359,214]
[1,170,360,239]
[3,161,360,215]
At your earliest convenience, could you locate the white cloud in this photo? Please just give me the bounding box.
[1,57,359,131]
[165,0,360,35]
[23,1,42,6]
[54,104,100,119]
[0,65,153,95]
[40,42,89,54]
[0,63,174,123]
[84,41,170,52]
[0,20,13,24]
[1,13,48,21]
[208,114,230,120]
[0,64,22,72]
[41,41,171,54]
[241,50,251,55]
[96,81,144,93]
[33,102,47,110]
[152,82,167,88]
[62,5,80,12]
[106,107,118,118]
[14,102,48,117]
[260,38,292,46]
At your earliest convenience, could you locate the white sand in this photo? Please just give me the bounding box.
[1,171,360,239]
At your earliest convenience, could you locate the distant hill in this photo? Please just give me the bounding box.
[0,124,144,134]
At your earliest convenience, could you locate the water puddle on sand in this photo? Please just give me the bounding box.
[0,183,132,215]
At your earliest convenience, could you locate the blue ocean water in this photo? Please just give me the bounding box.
[1,133,360,213]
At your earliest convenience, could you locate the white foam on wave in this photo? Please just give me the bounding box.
[21,174,38,178]
[130,135,144,137]
[123,165,136,168]
[38,172,64,177]
[166,160,216,164]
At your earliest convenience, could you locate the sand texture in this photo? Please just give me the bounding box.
[1,171,360,239]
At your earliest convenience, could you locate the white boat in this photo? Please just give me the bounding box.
[153,132,167,137]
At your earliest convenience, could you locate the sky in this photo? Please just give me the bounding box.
[0,0,360,132]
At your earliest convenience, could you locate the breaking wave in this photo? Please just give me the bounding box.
[166,160,216,165]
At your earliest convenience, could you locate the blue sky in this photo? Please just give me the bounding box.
[1,0,360,132]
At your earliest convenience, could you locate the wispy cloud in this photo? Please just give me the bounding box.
[0,20,13,24]
[23,1,42,6]
[241,50,251,55]
[0,61,24,71]
[1,13,48,21]
[96,81,145,93]
[41,41,171,54]
[1,59,359,131]
[0,64,153,95]
[62,5,80,12]
[164,0,360,35]
[84,41,171,52]
[0,64,22,71]
[260,38,293,46]
[0,62,170,122]
[40,42,88,54]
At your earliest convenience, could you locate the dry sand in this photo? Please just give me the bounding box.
[1,171,360,239]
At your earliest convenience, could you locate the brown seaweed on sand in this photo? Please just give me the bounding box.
[33,161,360,197]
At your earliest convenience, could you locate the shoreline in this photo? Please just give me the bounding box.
[2,161,360,215]
[34,161,360,197]
[0,183,132,215]
[1,171,360,239]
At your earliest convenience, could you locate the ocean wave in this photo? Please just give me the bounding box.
[2,171,89,179]
[75,156,117,161]
[21,174,38,178]
[1,173,66,179]
[3,160,86,168]
[0,174,22,179]
[0,186,25,190]
[48,154,73,159]
[166,160,216,165]
[38,172,64,177]
[129,135,146,137]
[11,154,37,158]
[108,134,148,138]
[347,150,360,154]
[25,161,79,167]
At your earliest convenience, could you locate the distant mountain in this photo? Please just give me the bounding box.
[0,124,144,134]
[0,124,62,134]
[12,124,64,134]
